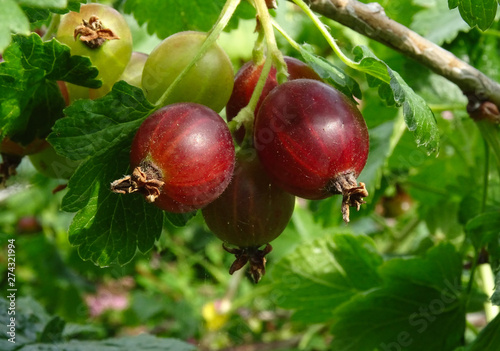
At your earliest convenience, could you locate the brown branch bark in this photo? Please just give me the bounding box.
[296,0,500,107]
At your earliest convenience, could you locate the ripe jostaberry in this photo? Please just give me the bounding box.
[111,103,235,213]
[226,56,322,144]
[254,79,369,223]
[202,151,295,282]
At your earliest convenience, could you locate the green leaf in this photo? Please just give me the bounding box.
[492,271,500,306]
[40,316,65,343]
[330,243,465,351]
[449,0,459,9]
[358,120,398,197]
[48,81,155,162]
[352,45,439,154]
[0,33,100,141]
[65,141,163,266]
[48,82,162,266]
[465,211,500,249]
[464,312,500,350]
[299,44,361,100]
[456,0,498,31]
[22,7,50,24]
[164,211,197,227]
[0,296,196,351]
[19,335,197,351]
[0,0,30,52]
[17,0,66,8]
[123,0,254,39]
[270,234,383,323]
[411,0,471,45]
[0,296,52,350]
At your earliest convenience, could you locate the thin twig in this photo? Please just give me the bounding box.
[294,0,500,107]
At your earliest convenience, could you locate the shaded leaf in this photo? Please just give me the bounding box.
[0,33,100,140]
[411,0,471,44]
[123,0,254,39]
[270,234,383,323]
[464,312,500,350]
[40,317,65,343]
[331,243,465,351]
[165,211,198,227]
[465,211,500,249]
[19,335,197,351]
[492,271,500,306]
[0,0,30,52]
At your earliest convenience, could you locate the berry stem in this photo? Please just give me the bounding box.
[291,0,390,84]
[154,0,241,108]
[272,19,301,52]
[476,120,500,176]
[228,0,288,145]
[253,0,288,84]
[42,14,60,41]
[252,26,266,65]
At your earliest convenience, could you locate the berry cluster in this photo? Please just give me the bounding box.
[1,4,370,282]
[111,35,369,280]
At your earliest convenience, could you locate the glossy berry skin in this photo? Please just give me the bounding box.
[254,79,369,200]
[130,103,235,213]
[142,31,234,112]
[226,56,321,143]
[202,152,295,248]
[56,3,132,100]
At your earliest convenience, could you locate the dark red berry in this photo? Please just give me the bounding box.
[111,102,235,213]
[254,79,369,222]
[202,151,295,282]
[226,56,321,144]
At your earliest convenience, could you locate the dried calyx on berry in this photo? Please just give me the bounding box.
[74,15,120,49]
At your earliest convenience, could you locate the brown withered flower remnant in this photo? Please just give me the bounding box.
[74,15,120,49]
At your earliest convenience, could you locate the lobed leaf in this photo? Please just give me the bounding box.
[65,139,163,266]
[352,45,439,154]
[49,81,155,161]
[270,233,383,323]
[49,82,165,266]
[0,33,100,141]
[123,0,255,39]
[330,243,465,351]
